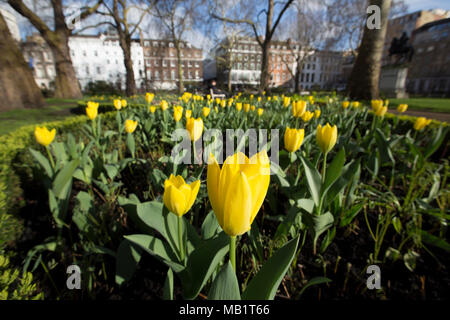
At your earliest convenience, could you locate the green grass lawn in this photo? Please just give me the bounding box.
[0,98,79,135]
[388,98,450,113]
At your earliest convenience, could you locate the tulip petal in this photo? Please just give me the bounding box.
[185,180,200,213]
[163,184,187,217]
[207,155,223,225]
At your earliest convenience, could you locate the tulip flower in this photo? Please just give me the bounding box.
[149,106,156,113]
[173,106,183,122]
[114,99,122,110]
[284,127,304,153]
[371,100,383,112]
[220,100,226,108]
[185,109,192,119]
[314,109,321,118]
[86,103,98,120]
[397,104,408,113]
[160,100,169,111]
[35,126,56,147]
[413,117,432,131]
[292,100,307,118]
[244,103,250,112]
[257,108,264,116]
[214,106,219,113]
[250,94,254,100]
[207,151,270,270]
[163,174,200,262]
[375,105,387,117]
[215,98,221,105]
[227,99,233,107]
[236,102,243,111]
[145,92,154,104]
[125,119,138,133]
[203,107,211,117]
[317,123,338,154]
[301,111,314,122]
[342,101,350,109]
[121,99,127,108]
[186,117,203,141]
[207,94,211,100]
[268,97,271,101]
[257,97,262,102]
[283,96,291,108]
[351,101,360,108]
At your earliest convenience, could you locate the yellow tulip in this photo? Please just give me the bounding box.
[262,91,266,95]
[121,99,127,108]
[314,109,321,118]
[214,106,219,113]
[34,126,56,147]
[125,119,138,133]
[301,111,314,122]
[342,101,350,109]
[385,99,389,107]
[220,100,226,108]
[236,102,242,111]
[250,94,254,100]
[161,100,169,111]
[244,103,250,112]
[114,99,122,110]
[149,106,156,113]
[257,97,261,102]
[203,107,211,117]
[163,174,200,217]
[87,101,99,110]
[283,96,291,108]
[268,97,271,101]
[351,101,360,108]
[397,104,408,113]
[173,106,183,122]
[317,123,338,154]
[292,100,307,118]
[215,98,221,105]
[145,93,154,104]
[413,117,432,131]
[227,99,234,107]
[186,117,203,141]
[371,100,383,112]
[257,108,264,116]
[251,105,256,111]
[86,104,98,120]
[207,151,270,237]
[375,105,387,117]
[274,96,278,101]
[284,127,305,153]
[185,109,192,119]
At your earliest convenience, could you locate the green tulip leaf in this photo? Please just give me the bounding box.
[297,277,332,298]
[29,148,53,177]
[53,159,80,199]
[201,210,221,240]
[322,148,345,198]
[208,261,241,300]
[424,126,447,159]
[163,268,174,300]
[300,155,322,207]
[242,236,299,300]
[115,239,143,286]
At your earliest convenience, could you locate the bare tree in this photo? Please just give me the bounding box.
[94,0,149,96]
[211,0,294,93]
[7,0,102,99]
[0,11,44,111]
[347,0,391,100]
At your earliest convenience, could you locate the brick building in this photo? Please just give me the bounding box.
[142,39,203,90]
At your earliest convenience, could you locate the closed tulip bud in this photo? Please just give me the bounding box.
[413,117,432,131]
[146,92,154,104]
[207,94,211,100]
[258,97,261,102]
[185,109,192,119]
[268,96,271,101]
[301,111,314,122]
[236,102,243,111]
[397,104,408,113]
[292,100,307,118]
[375,105,387,117]
[250,94,254,100]
[227,99,233,107]
[214,107,219,113]
[385,99,389,107]
[203,107,211,117]
[262,91,266,95]
[215,98,221,105]
[220,100,226,108]
[207,151,270,237]
[160,100,169,111]
[35,126,56,147]
[114,99,122,110]
[186,117,203,141]
[173,106,183,122]
[342,101,350,109]
[87,101,99,110]
[244,103,250,112]
[351,101,360,108]
[125,119,138,133]
[314,109,321,118]
[317,123,338,154]
[121,99,127,108]
[283,96,291,107]
[257,108,264,116]
[284,127,305,153]
[251,105,256,111]
[86,104,98,120]
[149,106,156,113]
[163,174,200,217]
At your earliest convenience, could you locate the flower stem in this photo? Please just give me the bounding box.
[322,152,328,183]
[229,236,236,272]
[46,146,56,170]
[178,216,185,263]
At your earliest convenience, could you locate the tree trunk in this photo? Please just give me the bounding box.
[0,13,45,111]
[227,63,232,93]
[176,42,184,94]
[259,41,270,93]
[347,0,391,100]
[119,35,137,96]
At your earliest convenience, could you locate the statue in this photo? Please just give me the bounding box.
[388,32,414,64]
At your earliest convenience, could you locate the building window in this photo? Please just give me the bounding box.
[171,70,175,80]
[154,60,159,66]
[169,42,174,47]
[146,59,151,66]
[147,70,152,79]
[83,50,86,57]
[155,71,159,80]
[163,60,167,67]
[85,66,89,75]
[97,66,101,74]
[195,70,199,79]
[311,73,315,82]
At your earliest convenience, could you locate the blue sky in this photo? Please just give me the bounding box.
[406,0,450,13]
